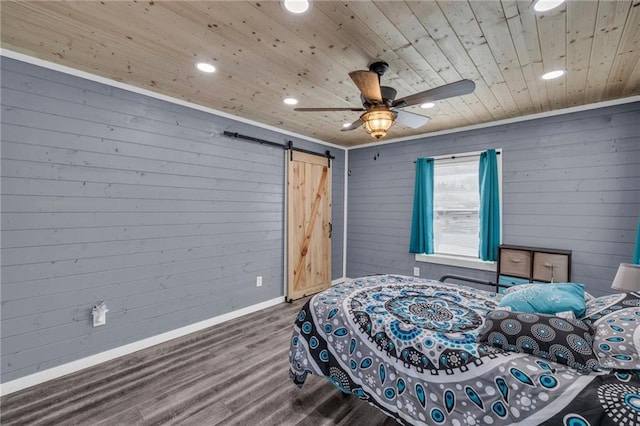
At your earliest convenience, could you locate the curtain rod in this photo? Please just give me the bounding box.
[223,131,335,163]
[413,151,501,163]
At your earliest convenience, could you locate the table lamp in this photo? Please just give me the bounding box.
[611,263,640,292]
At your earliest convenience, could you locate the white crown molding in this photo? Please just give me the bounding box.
[0,49,345,151]
[347,95,640,150]
[0,296,284,396]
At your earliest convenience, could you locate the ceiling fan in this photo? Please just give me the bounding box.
[295,61,476,139]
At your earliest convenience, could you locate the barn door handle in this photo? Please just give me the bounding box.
[328,222,332,238]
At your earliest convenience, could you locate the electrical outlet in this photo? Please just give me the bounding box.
[413,267,420,277]
[256,276,262,287]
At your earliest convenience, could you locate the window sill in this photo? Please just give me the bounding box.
[415,253,497,272]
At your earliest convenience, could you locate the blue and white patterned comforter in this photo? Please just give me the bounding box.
[288,275,640,425]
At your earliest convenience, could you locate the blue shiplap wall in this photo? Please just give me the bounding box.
[347,102,640,295]
[0,57,344,383]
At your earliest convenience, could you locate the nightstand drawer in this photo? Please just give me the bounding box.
[499,249,532,278]
[533,252,570,282]
[499,275,532,285]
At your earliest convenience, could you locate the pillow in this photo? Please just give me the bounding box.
[590,293,640,369]
[555,310,576,320]
[477,310,600,373]
[502,283,537,295]
[498,283,586,316]
[505,282,593,302]
[584,290,596,302]
[580,292,628,324]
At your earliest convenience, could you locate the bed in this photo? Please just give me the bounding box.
[288,274,640,425]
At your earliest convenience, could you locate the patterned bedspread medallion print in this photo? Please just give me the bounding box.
[348,284,496,373]
[290,277,640,426]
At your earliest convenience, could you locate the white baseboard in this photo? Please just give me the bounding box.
[0,296,284,397]
[332,277,346,286]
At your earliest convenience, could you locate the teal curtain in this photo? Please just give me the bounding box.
[634,216,640,264]
[410,158,434,254]
[479,149,500,261]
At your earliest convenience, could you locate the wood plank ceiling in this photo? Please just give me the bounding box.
[2,1,639,147]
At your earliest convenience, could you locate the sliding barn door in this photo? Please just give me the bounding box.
[287,151,332,301]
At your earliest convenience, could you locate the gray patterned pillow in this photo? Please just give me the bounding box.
[589,293,640,369]
[477,310,601,373]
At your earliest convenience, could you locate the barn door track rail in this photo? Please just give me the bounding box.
[223,131,334,167]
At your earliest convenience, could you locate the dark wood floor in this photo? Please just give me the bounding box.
[1,298,398,425]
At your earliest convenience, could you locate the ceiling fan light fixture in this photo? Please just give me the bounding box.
[362,109,396,139]
[532,0,565,12]
[283,0,310,14]
[283,97,298,105]
[420,102,435,109]
[541,69,566,80]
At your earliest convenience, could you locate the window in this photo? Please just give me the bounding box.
[416,150,502,271]
[433,157,479,257]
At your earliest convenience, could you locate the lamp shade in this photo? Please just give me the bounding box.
[611,263,640,292]
[361,109,396,139]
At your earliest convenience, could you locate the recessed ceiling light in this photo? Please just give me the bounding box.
[541,70,566,80]
[283,97,298,105]
[532,0,565,13]
[420,102,435,109]
[196,62,216,73]
[283,0,310,14]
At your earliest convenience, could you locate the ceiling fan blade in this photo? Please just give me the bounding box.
[341,118,364,131]
[295,107,365,112]
[392,79,476,108]
[349,70,383,103]
[395,110,430,129]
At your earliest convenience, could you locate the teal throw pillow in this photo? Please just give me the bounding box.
[498,283,586,316]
